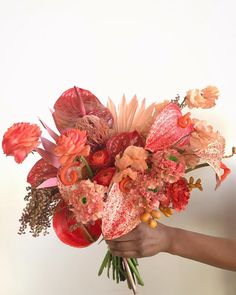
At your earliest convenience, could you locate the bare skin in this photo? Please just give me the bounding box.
[106,223,236,272]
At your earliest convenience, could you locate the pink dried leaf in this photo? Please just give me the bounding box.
[40,137,57,154]
[36,147,60,168]
[36,177,58,189]
[38,118,59,141]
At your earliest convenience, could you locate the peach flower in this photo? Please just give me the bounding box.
[54,129,90,165]
[112,168,138,183]
[190,119,223,150]
[185,86,219,109]
[2,122,41,163]
[115,146,148,172]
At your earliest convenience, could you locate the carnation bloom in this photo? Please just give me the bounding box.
[58,179,106,224]
[165,178,190,211]
[185,86,219,109]
[54,129,90,165]
[2,122,41,163]
[151,149,186,183]
[115,146,148,172]
[126,171,165,211]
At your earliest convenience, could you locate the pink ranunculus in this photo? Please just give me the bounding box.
[54,129,90,165]
[185,86,219,109]
[2,122,41,163]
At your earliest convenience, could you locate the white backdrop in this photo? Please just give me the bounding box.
[1,1,236,295]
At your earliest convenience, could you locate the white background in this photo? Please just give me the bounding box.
[0,1,236,294]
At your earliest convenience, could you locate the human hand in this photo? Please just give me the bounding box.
[106,222,174,258]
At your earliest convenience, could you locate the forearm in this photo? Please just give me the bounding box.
[167,227,236,271]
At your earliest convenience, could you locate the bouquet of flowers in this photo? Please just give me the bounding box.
[2,85,235,294]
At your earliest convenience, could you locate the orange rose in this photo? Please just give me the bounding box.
[54,129,90,165]
[2,122,41,163]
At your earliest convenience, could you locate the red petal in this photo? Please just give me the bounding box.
[215,162,231,189]
[27,158,58,187]
[53,87,113,132]
[145,103,194,152]
[106,130,144,158]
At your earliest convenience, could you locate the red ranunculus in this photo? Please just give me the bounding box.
[2,122,41,163]
[88,149,111,168]
[165,178,190,211]
[93,167,116,187]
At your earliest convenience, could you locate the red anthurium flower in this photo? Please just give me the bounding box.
[53,201,102,248]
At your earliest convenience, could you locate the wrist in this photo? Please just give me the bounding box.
[162,225,178,254]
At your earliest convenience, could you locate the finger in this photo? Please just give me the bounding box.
[111,225,142,242]
[108,240,138,252]
[110,250,140,258]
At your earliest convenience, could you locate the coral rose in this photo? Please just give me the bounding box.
[185,86,219,109]
[54,129,90,165]
[2,122,41,163]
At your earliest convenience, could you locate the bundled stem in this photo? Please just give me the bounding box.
[98,250,144,293]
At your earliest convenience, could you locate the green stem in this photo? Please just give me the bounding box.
[112,255,116,280]
[127,258,144,286]
[107,252,112,278]
[98,250,110,276]
[116,256,120,283]
[80,156,94,179]
[185,163,210,174]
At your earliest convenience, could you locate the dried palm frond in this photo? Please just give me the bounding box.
[107,95,159,136]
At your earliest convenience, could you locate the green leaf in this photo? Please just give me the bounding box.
[168,155,178,162]
[147,187,159,193]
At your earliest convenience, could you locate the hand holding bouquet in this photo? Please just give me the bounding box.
[2,85,235,293]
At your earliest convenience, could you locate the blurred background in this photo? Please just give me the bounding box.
[0,0,236,294]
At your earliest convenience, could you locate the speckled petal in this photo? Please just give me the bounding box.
[145,103,194,152]
[195,134,225,177]
[102,184,141,240]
